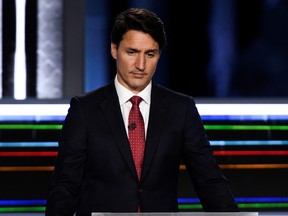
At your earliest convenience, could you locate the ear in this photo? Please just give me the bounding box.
[111,43,117,59]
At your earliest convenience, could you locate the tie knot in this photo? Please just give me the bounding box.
[130,96,142,107]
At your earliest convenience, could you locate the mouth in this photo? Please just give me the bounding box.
[131,72,145,78]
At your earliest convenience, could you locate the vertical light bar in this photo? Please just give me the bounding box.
[0,0,2,98]
[14,0,27,100]
[37,1,63,99]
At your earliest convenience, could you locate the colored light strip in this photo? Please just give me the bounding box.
[214,150,288,156]
[180,164,288,170]
[0,103,288,116]
[1,203,288,213]
[0,198,287,213]
[1,164,288,172]
[0,124,62,130]
[178,203,288,210]
[2,197,286,206]
[1,114,288,122]
[0,142,58,147]
[236,197,288,203]
[238,203,288,208]
[0,166,54,171]
[0,152,57,157]
[0,200,46,205]
[0,116,66,121]
[0,141,287,148]
[2,150,287,157]
[1,124,288,130]
[210,140,288,146]
[201,115,288,121]
[205,125,288,130]
[178,198,200,203]
[178,197,288,203]
[196,103,288,116]
[0,104,69,116]
[0,207,45,213]
[219,164,288,169]
[178,204,203,210]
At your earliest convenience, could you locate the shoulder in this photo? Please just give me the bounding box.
[72,81,115,102]
[68,81,117,111]
[152,82,196,105]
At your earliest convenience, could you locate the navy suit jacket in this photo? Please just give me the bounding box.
[45,81,238,216]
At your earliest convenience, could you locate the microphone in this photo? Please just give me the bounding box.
[128,122,137,131]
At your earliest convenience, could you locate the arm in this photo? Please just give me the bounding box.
[45,97,87,216]
[182,97,239,212]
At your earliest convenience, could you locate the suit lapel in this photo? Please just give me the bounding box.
[141,84,168,182]
[101,83,137,178]
[100,82,169,181]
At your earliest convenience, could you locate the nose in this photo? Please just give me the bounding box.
[135,54,145,71]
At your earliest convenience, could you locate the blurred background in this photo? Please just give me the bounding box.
[0,0,288,215]
[2,0,288,99]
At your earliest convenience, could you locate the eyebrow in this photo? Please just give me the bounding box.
[127,47,159,53]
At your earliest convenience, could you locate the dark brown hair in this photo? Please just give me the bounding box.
[111,8,167,50]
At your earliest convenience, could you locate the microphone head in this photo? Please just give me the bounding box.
[128,122,137,131]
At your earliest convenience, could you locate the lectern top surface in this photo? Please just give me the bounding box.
[92,212,259,216]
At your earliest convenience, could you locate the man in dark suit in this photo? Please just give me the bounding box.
[45,8,239,216]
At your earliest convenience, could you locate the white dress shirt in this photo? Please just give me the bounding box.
[114,75,151,138]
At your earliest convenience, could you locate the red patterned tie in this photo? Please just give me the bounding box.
[128,96,145,180]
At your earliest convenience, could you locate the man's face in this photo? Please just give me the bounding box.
[111,30,161,94]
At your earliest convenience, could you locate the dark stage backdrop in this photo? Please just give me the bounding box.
[2,0,288,99]
[85,0,288,98]
[1,0,288,214]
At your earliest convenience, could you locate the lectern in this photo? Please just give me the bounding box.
[92,213,258,216]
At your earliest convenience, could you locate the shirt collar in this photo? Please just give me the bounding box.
[114,75,151,106]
